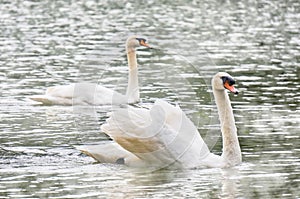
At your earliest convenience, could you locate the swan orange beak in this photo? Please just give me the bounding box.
[224,81,239,94]
[140,40,151,48]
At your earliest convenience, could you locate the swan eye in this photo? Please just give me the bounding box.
[136,38,147,44]
[221,76,235,86]
[136,38,146,42]
[136,38,151,48]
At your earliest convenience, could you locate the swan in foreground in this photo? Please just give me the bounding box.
[29,36,151,105]
[79,72,242,168]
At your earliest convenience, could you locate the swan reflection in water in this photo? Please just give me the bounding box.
[100,166,242,198]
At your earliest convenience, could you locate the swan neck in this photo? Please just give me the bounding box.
[213,89,241,166]
[126,47,139,103]
[126,47,137,70]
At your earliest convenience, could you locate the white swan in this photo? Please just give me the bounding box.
[29,36,151,105]
[79,72,242,168]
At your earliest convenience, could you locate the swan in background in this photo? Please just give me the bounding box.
[29,36,151,105]
[79,72,242,168]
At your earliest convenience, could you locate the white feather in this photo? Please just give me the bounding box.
[101,99,212,168]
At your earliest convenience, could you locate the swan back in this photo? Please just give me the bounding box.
[101,99,211,168]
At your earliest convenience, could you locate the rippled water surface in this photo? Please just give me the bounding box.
[1,0,299,198]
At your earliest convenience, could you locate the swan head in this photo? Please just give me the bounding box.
[126,35,151,49]
[213,72,239,94]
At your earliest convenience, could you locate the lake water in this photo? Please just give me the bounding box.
[0,0,299,198]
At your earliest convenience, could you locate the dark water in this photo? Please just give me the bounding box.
[0,0,299,198]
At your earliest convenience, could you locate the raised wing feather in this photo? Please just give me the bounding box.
[101,99,211,168]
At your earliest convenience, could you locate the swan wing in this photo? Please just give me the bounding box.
[46,84,75,98]
[29,83,126,105]
[28,84,76,105]
[101,99,211,168]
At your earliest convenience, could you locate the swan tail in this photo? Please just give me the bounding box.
[76,142,143,166]
[29,95,72,105]
[29,95,55,105]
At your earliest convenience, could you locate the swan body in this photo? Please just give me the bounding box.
[80,72,242,168]
[30,83,127,105]
[29,36,151,105]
